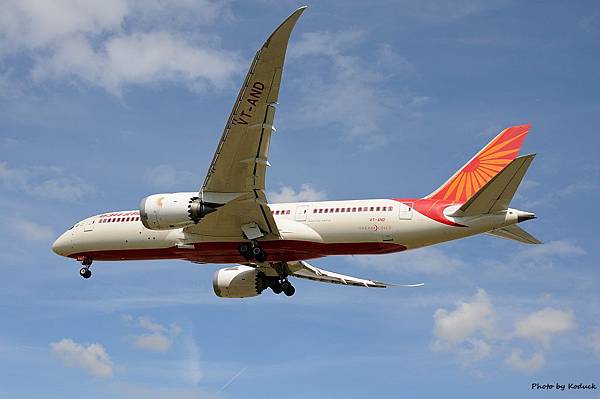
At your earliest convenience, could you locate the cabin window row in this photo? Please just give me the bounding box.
[313,206,394,214]
[99,217,140,223]
[272,209,291,215]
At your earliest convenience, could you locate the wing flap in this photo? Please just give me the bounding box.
[185,191,279,238]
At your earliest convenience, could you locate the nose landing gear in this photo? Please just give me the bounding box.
[78,257,93,279]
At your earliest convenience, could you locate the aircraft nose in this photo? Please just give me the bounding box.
[52,233,70,257]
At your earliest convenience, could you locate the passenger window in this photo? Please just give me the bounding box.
[352,207,356,212]
[286,210,291,215]
[335,208,340,213]
[370,207,374,211]
[376,207,380,211]
[341,208,345,213]
[324,209,328,213]
[319,209,323,213]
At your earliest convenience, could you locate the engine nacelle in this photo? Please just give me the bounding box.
[213,265,267,298]
[139,192,218,230]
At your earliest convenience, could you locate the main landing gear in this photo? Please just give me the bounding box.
[79,256,93,279]
[267,277,295,296]
[239,241,267,263]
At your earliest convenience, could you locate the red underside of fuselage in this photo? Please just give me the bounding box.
[70,240,407,264]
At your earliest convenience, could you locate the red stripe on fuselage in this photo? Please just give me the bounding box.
[392,198,466,227]
[69,240,407,264]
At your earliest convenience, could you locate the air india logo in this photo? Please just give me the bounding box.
[433,124,530,203]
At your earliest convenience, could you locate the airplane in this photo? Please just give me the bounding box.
[52,7,540,298]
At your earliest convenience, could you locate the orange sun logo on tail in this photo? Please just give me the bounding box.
[428,124,531,203]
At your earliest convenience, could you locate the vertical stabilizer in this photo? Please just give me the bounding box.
[427,124,530,203]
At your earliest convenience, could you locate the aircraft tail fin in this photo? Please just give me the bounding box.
[426,124,531,203]
[452,154,535,217]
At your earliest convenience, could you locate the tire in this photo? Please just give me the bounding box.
[239,243,250,254]
[79,267,87,276]
[255,251,267,263]
[271,281,283,294]
[283,285,295,297]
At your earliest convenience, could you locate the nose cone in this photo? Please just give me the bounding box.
[52,232,70,257]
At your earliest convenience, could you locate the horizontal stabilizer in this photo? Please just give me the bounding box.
[288,261,424,288]
[487,224,542,244]
[453,154,535,217]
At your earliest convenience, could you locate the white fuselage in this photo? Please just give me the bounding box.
[52,197,523,264]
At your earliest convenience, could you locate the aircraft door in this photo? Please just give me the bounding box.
[398,202,413,220]
[295,205,309,221]
[84,219,95,232]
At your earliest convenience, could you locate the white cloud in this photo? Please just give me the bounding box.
[13,218,55,241]
[459,339,491,364]
[0,161,94,202]
[138,316,181,335]
[0,0,128,50]
[182,337,203,385]
[514,307,575,347]
[505,349,545,373]
[288,30,429,148]
[430,289,578,373]
[517,240,586,260]
[0,0,240,94]
[130,316,181,353]
[134,334,172,353]
[350,247,464,275]
[269,183,327,203]
[50,338,113,378]
[33,31,240,94]
[433,288,496,346]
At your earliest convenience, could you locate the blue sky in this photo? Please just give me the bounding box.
[1,1,599,398]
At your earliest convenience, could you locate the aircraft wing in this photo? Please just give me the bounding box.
[287,261,424,288]
[185,191,279,239]
[201,7,306,194]
[186,7,306,239]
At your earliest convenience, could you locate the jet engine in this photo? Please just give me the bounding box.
[212,265,268,298]
[139,192,218,230]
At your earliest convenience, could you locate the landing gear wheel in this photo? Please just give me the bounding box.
[283,283,295,297]
[255,250,267,263]
[271,281,283,294]
[239,243,253,260]
[281,280,295,296]
[79,267,92,279]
